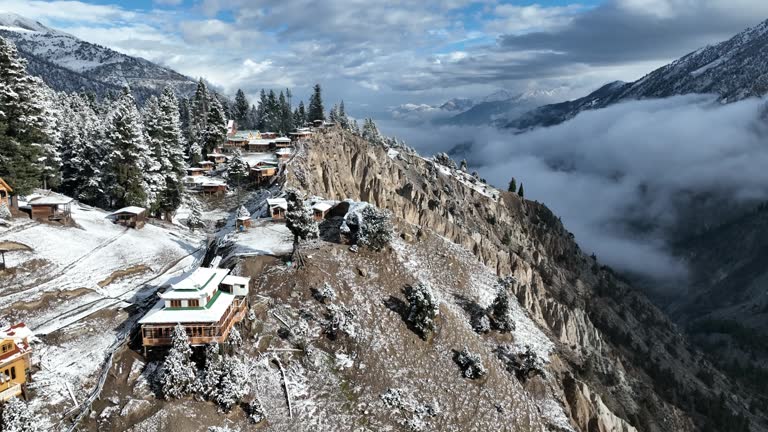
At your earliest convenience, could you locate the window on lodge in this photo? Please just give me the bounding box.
[189,299,199,307]
[10,366,15,380]
[1,343,10,353]
[170,300,182,308]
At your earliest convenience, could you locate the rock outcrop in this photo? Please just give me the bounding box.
[287,127,766,432]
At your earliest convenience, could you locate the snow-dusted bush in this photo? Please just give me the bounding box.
[201,343,224,400]
[228,327,242,348]
[0,204,11,220]
[315,282,336,303]
[454,347,487,379]
[186,197,204,231]
[380,388,439,432]
[471,314,491,334]
[1,397,41,432]
[214,355,250,411]
[355,206,394,251]
[285,188,318,241]
[405,282,439,338]
[496,345,546,382]
[490,279,515,333]
[324,304,357,339]
[161,324,198,399]
[434,152,457,170]
[247,399,265,424]
[236,205,250,220]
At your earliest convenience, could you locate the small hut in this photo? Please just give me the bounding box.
[187,167,205,177]
[235,206,251,231]
[198,161,215,172]
[267,198,287,220]
[276,148,292,161]
[207,153,227,164]
[109,206,147,229]
[0,178,12,209]
[312,202,332,221]
[274,137,292,148]
[29,196,72,223]
[201,182,228,196]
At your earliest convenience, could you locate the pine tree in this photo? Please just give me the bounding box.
[296,101,307,127]
[285,188,318,265]
[405,282,439,338]
[0,396,41,432]
[214,355,249,411]
[58,93,106,205]
[307,83,325,122]
[228,326,242,348]
[263,90,280,132]
[0,37,47,194]
[157,86,187,220]
[141,96,168,214]
[508,177,517,193]
[202,96,227,156]
[490,278,514,333]
[227,154,250,188]
[234,89,250,129]
[329,103,339,124]
[454,347,487,379]
[279,90,293,134]
[355,206,393,251]
[0,203,11,220]
[187,196,204,231]
[256,90,267,130]
[188,79,210,161]
[517,182,525,198]
[338,100,350,129]
[162,324,198,399]
[460,159,468,172]
[202,342,224,400]
[247,104,259,130]
[362,118,383,144]
[104,89,149,208]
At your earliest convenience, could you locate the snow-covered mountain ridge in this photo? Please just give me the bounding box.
[506,18,768,129]
[0,12,197,101]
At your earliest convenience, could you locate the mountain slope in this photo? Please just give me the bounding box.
[286,128,768,432]
[0,13,196,101]
[507,18,768,130]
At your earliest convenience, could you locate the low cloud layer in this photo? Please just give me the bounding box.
[378,95,768,282]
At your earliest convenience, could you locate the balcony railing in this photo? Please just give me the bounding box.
[141,298,247,347]
[0,383,22,402]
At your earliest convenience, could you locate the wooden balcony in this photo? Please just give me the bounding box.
[141,298,247,347]
[0,383,22,402]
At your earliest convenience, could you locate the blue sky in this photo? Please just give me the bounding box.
[1,0,766,117]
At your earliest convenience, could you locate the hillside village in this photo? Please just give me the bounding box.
[0,19,766,432]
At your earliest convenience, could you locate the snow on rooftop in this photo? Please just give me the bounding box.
[222,275,250,286]
[139,291,236,324]
[0,322,32,341]
[168,267,229,291]
[267,198,287,209]
[275,137,291,142]
[312,202,333,212]
[29,196,73,205]
[109,206,146,216]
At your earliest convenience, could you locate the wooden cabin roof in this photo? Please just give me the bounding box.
[0,177,12,193]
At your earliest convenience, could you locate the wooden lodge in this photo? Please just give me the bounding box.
[139,267,250,350]
[247,139,273,153]
[276,148,292,161]
[29,196,72,223]
[250,163,278,182]
[274,137,292,148]
[0,178,12,209]
[187,167,205,177]
[198,161,215,172]
[201,182,228,196]
[260,132,278,139]
[289,130,312,142]
[109,206,147,229]
[267,198,287,219]
[0,323,33,402]
[208,153,227,164]
[312,202,333,221]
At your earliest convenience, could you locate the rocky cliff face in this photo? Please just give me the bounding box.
[287,127,767,432]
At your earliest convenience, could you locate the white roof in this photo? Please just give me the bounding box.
[159,267,230,300]
[187,167,205,171]
[222,275,250,286]
[139,291,236,324]
[276,148,292,155]
[267,198,287,210]
[109,206,146,216]
[0,323,32,341]
[208,153,225,157]
[199,161,214,165]
[275,137,291,143]
[201,182,227,187]
[248,139,273,145]
[312,202,333,212]
[29,196,73,206]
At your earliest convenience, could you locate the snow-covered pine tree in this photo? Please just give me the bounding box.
[255,89,267,130]
[161,324,198,399]
[236,205,251,220]
[294,100,307,128]
[0,36,47,195]
[36,84,62,190]
[361,118,383,145]
[186,196,204,231]
[285,188,318,266]
[202,96,227,156]
[214,355,250,411]
[104,88,150,208]
[405,282,439,338]
[338,100,350,130]
[490,278,515,333]
[227,152,250,187]
[234,89,250,129]
[190,79,209,143]
[227,326,242,348]
[328,103,339,124]
[202,342,224,400]
[0,396,41,432]
[157,87,187,220]
[141,95,168,214]
[307,83,325,122]
[355,206,394,251]
[0,203,11,220]
[278,90,293,135]
[454,347,487,379]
